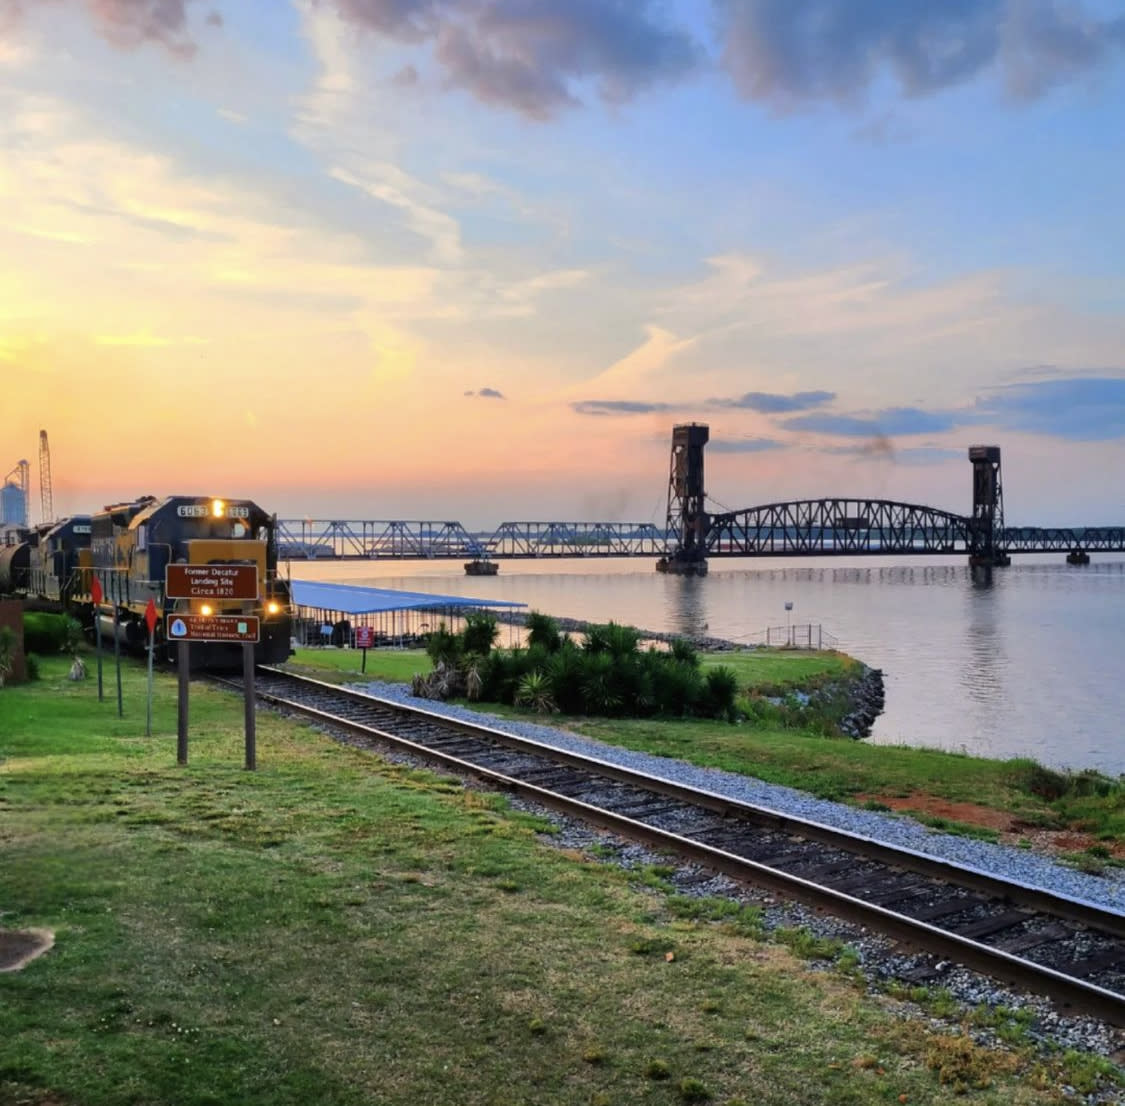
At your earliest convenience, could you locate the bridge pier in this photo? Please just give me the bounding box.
[1066,549,1090,565]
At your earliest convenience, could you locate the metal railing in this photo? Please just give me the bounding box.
[741,623,839,650]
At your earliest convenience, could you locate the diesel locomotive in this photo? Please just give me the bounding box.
[0,494,293,668]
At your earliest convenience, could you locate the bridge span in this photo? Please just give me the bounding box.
[278,427,1124,572]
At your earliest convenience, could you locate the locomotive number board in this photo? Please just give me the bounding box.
[167,615,261,643]
[165,564,259,600]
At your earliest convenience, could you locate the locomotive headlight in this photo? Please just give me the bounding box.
[200,603,213,617]
[267,601,280,615]
[211,499,225,517]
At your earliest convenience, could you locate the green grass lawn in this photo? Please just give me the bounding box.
[699,648,858,690]
[1,656,1115,1105]
[277,646,431,685]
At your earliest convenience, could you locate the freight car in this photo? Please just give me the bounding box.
[1,495,293,668]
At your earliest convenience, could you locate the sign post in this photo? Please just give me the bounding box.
[112,574,123,717]
[144,598,157,737]
[355,625,374,673]
[243,603,256,772]
[91,576,104,702]
[177,636,189,765]
[164,564,261,769]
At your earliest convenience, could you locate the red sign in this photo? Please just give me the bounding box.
[144,599,158,635]
[166,615,260,643]
[91,577,103,605]
[165,564,259,600]
[355,626,375,648]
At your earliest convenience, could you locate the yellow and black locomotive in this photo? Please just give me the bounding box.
[1,494,293,668]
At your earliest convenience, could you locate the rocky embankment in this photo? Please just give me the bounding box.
[832,665,886,738]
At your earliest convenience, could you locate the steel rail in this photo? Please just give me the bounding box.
[225,668,1125,1025]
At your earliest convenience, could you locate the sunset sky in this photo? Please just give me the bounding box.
[3,0,1124,527]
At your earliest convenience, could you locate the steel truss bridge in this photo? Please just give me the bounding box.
[275,508,1125,562]
[275,519,671,560]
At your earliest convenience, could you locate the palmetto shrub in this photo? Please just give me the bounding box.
[515,670,557,714]
[547,642,586,713]
[525,611,562,653]
[425,622,462,668]
[703,665,740,721]
[462,612,499,656]
[583,621,640,659]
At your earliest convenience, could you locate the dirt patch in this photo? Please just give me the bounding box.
[858,793,1124,860]
[0,928,54,972]
[857,794,1017,833]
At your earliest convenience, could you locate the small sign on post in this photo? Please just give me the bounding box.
[144,598,158,737]
[355,625,374,673]
[91,576,104,702]
[166,615,260,643]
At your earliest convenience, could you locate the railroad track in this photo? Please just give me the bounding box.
[213,667,1125,1025]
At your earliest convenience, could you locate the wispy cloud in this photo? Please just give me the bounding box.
[94,332,208,347]
[708,436,787,453]
[785,407,957,437]
[465,386,505,399]
[571,399,674,416]
[330,164,463,265]
[710,389,834,413]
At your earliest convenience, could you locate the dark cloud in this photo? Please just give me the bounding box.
[719,0,1125,109]
[708,436,787,453]
[323,0,702,119]
[710,389,834,413]
[465,386,505,399]
[785,407,956,437]
[973,376,1125,440]
[3,0,216,56]
[571,399,674,416]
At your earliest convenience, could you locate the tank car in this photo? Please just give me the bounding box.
[76,495,293,669]
[0,529,32,596]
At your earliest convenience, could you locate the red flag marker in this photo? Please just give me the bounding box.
[144,598,158,635]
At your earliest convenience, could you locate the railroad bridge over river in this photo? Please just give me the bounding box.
[278,424,1125,574]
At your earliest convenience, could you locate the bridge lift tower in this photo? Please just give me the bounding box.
[967,445,1010,567]
[656,423,710,576]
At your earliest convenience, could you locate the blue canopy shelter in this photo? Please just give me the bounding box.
[289,579,526,648]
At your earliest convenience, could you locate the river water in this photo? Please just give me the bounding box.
[285,555,1125,776]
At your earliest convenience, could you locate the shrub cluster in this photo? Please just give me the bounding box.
[22,612,73,654]
[417,611,739,721]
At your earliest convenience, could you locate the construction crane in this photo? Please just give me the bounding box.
[2,459,30,526]
[38,429,53,525]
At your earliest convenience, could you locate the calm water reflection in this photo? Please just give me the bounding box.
[288,555,1125,775]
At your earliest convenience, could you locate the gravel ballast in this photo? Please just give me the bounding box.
[353,679,1125,914]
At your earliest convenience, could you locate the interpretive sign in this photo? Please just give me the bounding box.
[165,564,258,600]
[166,615,260,643]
